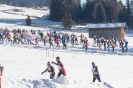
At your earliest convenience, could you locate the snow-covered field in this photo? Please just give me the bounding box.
[0,4,49,17]
[0,5,133,88]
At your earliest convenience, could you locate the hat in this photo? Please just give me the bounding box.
[56,56,60,60]
[47,62,51,65]
[92,62,95,64]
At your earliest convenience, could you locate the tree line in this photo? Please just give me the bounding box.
[49,0,133,29]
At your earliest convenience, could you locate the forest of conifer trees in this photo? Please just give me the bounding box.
[0,0,133,28]
[49,0,133,28]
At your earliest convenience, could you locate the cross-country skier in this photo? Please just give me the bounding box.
[93,35,97,44]
[121,40,124,53]
[124,39,128,52]
[103,39,106,51]
[41,62,55,79]
[56,37,60,47]
[85,39,89,51]
[111,42,115,52]
[40,32,44,40]
[49,37,53,47]
[43,36,47,46]
[91,62,101,82]
[74,36,78,44]
[80,34,84,44]
[107,40,111,51]
[52,57,66,78]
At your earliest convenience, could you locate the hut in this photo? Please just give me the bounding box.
[86,23,127,39]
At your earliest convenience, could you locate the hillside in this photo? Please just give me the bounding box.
[0,0,49,7]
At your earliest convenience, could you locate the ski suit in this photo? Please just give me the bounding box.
[92,65,101,82]
[52,61,66,77]
[41,66,55,79]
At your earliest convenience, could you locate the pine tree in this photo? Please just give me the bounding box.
[110,0,118,22]
[93,2,106,23]
[118,6,127,22]
[62,11,74,29]
[102,0,112,22]
[126,0,133,28]
[49,0,85,23]
[118,1,126,22]
[83,1,96,22]
[26,15,32,26]
[117,0,124,15]
[49,0,66,21]
[75,0,83,22]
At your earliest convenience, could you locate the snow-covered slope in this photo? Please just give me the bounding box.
[0,4,49,17]
[0,4,133,88]
[0,40,133,88]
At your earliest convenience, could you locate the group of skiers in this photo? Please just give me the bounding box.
[44,31,90,51]
[41,57,66,79]
[43,31,87,49]
[41,57,101,83]
[93,35,129,53]
[0,27,129,53]
[0,28,88,49]
[0,28,41,45]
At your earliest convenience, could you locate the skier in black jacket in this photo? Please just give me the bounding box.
[91,62,101,82]
[52,57,66,78]
[41,62,55,79]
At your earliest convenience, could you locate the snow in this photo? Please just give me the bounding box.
[1,41,133,88]
[0,4,49,17]
[0,4,133,88]
[86,23,126,29]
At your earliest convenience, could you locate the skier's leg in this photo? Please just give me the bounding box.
[112,48,114,52]
[65,44,67,49]
[61,68,66,76]
[122,47,124,52]
[50,72,55,79]
[126,47,128,52]
[93,74,96,82]
[44,40,45,45]
[57,70,63,78]
[96,74,101,82]
[85,45,87,51]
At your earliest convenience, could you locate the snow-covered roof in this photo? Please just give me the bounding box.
[86,23,126,29]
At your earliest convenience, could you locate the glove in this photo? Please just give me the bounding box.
[41,72,43,75]
[51,61,54,64]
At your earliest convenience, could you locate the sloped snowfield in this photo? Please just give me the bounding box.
[0,26,133,88]
[0,4,133,88]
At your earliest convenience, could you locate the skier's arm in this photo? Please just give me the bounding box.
[51,61,58,65]
[94,66,98,72]
[41,68,47,75]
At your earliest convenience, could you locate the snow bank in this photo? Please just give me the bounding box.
[53,76,70,85]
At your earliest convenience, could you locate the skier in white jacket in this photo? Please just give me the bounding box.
[91,62,101,82]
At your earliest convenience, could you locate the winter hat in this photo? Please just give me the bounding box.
[56,56,60,60]
[47,62,51,65]
[92,62,95,65]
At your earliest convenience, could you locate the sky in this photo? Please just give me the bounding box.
[81,0,126,5]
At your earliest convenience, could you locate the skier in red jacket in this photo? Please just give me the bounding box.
[52,57,66,78]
